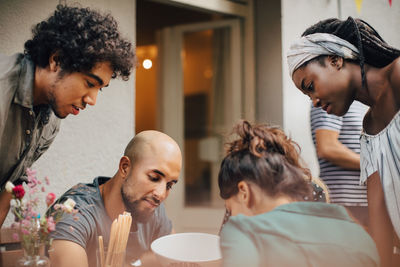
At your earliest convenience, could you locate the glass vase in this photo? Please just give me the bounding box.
[16,218,50,267]
[16,253,50,267]
[16,237,50,267]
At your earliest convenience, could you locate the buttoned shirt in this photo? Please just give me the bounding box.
[0,53,60,190]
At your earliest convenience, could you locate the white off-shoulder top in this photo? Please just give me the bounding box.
[360,110,400,237]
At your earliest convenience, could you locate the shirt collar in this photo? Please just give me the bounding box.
[13,55,35,109]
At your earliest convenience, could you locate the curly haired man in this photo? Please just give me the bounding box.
[0,5,134,226]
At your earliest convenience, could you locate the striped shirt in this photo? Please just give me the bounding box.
[310,101,368,206]
[360,109,400,238]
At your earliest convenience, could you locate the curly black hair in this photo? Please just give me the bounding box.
[24,5,134,81]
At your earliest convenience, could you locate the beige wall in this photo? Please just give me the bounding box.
[0,0,136,226]
[254,0,283,127]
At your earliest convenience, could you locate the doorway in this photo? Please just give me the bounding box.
[136,0,242,234]
[136,0,217,133]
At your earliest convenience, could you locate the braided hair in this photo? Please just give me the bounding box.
[218,120,313,201]
[302,17,400,88]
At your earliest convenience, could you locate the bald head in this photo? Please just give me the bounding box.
[124,130,182,167]
[119,131,182,222]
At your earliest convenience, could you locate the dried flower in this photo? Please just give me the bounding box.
[12,185,25,199]
[63,198,76,213]
[5,181,15,193]
[46,217,56,232]
[46,193,56,207]
[9,168,79,256]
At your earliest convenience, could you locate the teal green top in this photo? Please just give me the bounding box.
[220,202,379,267]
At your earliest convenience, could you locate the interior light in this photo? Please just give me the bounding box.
[143,59,152,69]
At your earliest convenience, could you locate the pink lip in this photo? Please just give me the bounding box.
[143,199,158,208]
[71,105,79,115]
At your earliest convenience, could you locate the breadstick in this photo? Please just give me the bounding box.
[105,213,133,267]
[98,235,105,267]
[105,219,118,266]
[111,215,123,267]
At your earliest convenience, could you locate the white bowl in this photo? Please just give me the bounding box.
[151,232,222,267]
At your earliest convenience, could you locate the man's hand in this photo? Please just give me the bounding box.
[0,190,12,227]
[50,240,89,267]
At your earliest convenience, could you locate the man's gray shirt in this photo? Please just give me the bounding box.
[49,177,172,267]
[0,53,60,189]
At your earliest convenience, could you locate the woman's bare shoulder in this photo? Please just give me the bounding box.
[389,57,400,103]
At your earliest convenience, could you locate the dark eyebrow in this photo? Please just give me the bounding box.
[85,73,109,87]
[153,169,165,177]
[152,170,178,184]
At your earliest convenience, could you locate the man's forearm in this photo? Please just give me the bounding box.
[318,142,360,170]
[0,190,12,227]
[315,129,360,170]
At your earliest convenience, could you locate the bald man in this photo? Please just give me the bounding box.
[48,131,182,267]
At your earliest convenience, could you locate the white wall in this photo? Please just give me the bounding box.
[0,0,136,226]
[281,0,400,177]
[339,0,400,47]
[281,0,338,177]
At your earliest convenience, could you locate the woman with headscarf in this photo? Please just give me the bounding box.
[218,120,378,267]
[287,17,400,267]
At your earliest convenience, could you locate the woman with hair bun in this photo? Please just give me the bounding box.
[287,17,400,266]
[218,121,378,267]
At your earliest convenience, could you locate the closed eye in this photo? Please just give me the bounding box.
[148,175,160,182]
[86,81,95,88]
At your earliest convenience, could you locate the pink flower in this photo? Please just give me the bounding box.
[28,177,38,188]
[26,168,37,178]
[12,185,25,199]
[45,176,50,185]
[46,217,56,232]
[21,219,31,228]
[10,169,79,248]
[46,193,56,207]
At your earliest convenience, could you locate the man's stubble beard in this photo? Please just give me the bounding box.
[121,186,154,223]
[47,71,69,119]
